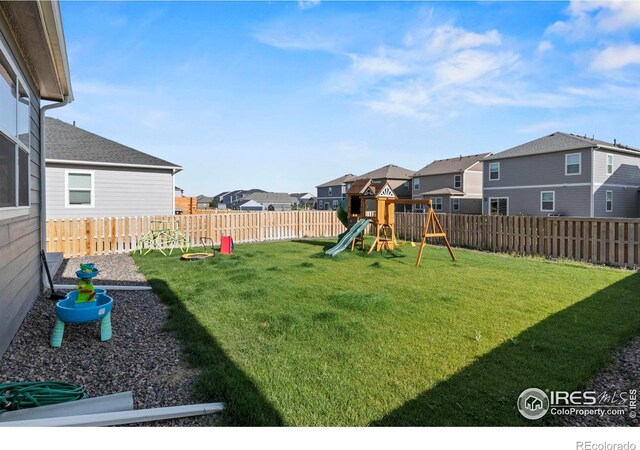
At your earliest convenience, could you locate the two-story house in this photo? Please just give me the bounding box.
[482,132,640,217]
[412,153,490,213]
[354,164,415,212]
[316,174,357,210]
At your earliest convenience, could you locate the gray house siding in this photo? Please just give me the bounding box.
[316,185,345,210]
[412,173,462,197]
[593,149,640,185]
[592,149,640,218]
[420,196,481,214]
[412,166,483,214]
[483,149,593,216]
[482,185,592,217]
[593,185,638,218]
[464,169,483,195]
[46,163,175,219]
[0,22,43,356]
[484,149,592,188]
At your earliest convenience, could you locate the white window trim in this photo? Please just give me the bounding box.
[414,178,420,190]
[540,191,555,212]
[565,153,582,176]
[454,174,462,189]
[452,198,460,211]
[0,38,31,219]
[432,197,443,211]
[403,181,410,191]
[332,199,338,209]
[606,154,614,175]
[328,187,333,196]
[324,202,330,210]
[489,162,500,181]
[606,190,613,213]
[489,197,509,216]
[65,169,95,208]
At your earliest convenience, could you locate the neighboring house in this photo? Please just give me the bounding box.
[219,188,265,208]
[45,118,182,219]
[412,153,490,214]
[291,192,316,209]
[354,164,415,212]
[483,132,640,217]
[232,192,297,211]
[197,195,214,209]
[0,1,73,356]
[316,174,357,210]
[237,199,264,211]
[175,186,184,197]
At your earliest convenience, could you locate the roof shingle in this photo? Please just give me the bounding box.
[414,153,491,176]
[45,118,181,169]
[357,164,414,180]
[316,174,358,188]
[486,132,640,161]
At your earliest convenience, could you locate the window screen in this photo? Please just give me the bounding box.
[68,173,92,205]
[0,135,16,208]
[18,149,28,206]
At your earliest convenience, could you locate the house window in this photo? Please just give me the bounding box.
[606,154,614,175]
[452,198,460,211]
[332,200,338,209]
[328,187,332,196]
[489,162,500,180]
[0,46,30,212]
[414,178,420,190]
[541,191,555,212]
[489,198,508,216]
[403,181,410,191]
[606,190,613,212]
[324,202,329,210]
[565,153,581,175]
[454,175,461,189]
[318,202,323,210]
[432,197,443,211]
[66,171,94,207]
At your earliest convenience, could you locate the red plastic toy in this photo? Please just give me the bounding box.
[220,236,233,255]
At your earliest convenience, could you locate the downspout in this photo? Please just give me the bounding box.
[590,147,595,218]
[40,99,152,293]
[40,97,70,291]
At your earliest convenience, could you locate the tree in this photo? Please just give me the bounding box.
[209,199,218,209]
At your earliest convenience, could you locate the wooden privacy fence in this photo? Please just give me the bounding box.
[47,211,344,257]
[47,211,640,268]
[395,213,640,269]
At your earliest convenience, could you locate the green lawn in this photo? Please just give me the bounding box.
[133,240,640,426]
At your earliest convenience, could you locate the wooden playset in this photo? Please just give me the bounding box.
[343,179,456,267]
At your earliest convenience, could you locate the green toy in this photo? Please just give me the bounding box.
[75,278,96,303]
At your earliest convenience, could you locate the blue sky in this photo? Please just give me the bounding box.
[53,1,640,196]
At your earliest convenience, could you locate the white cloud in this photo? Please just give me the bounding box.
[536,40,553,56]
[253,26,338,52]
[434,50,518,85]
[298,0,320,10]
[590,44,640,71]
[547,0,640,38]
[349,53,409,76]
[402,24,501,52]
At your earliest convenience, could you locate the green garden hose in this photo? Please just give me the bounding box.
[0,382,86,413]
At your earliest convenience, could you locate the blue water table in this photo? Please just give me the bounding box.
[50,263,113,348]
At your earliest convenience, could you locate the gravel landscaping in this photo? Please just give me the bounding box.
[0,254,215,426]
[563,334,640,427]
